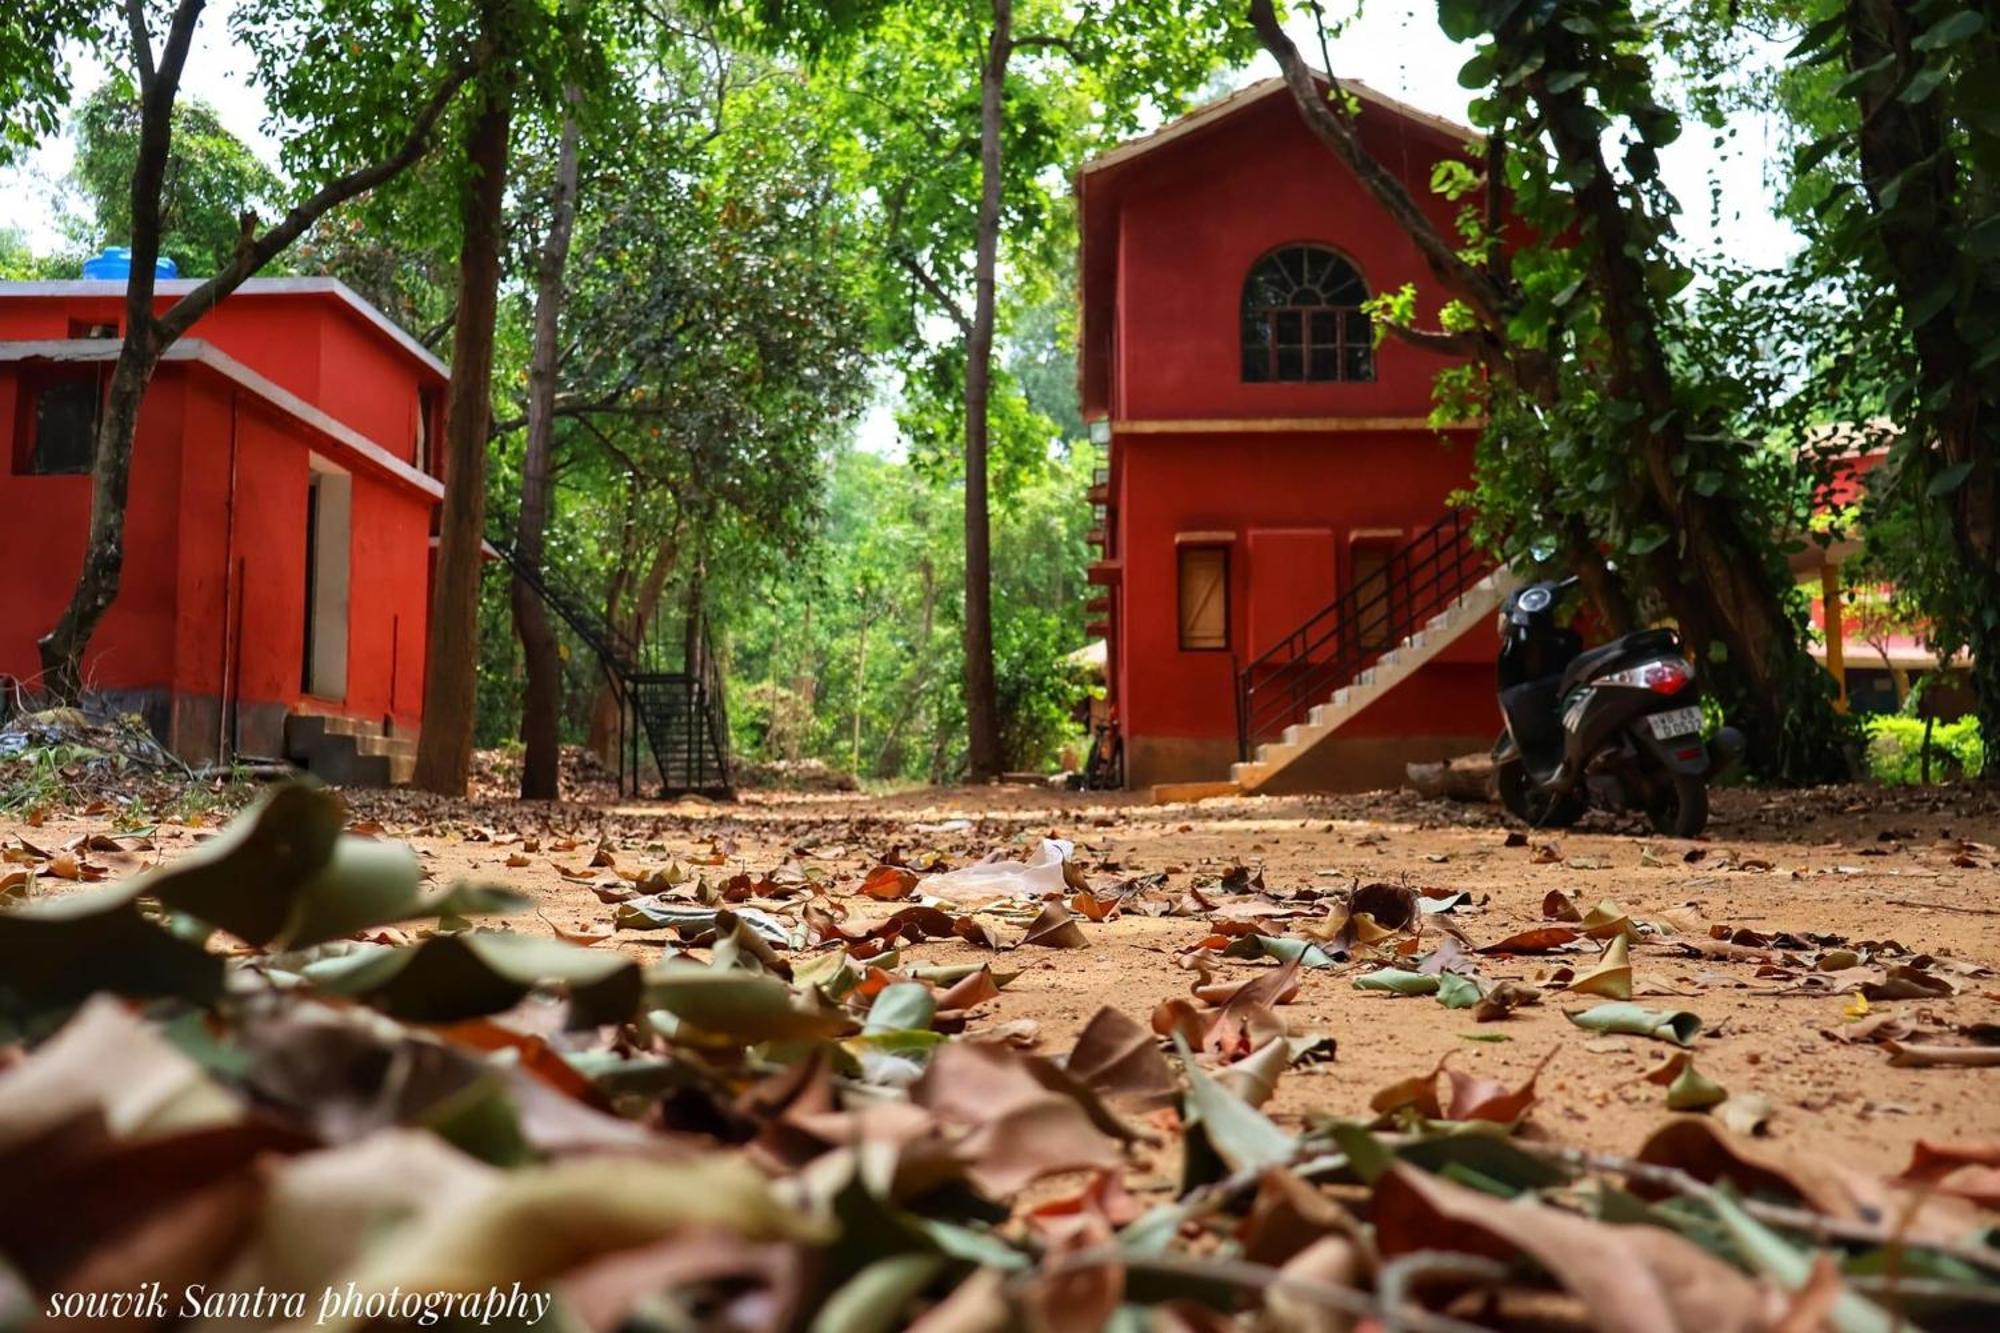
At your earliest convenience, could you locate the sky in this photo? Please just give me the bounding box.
[0,0,1800,452]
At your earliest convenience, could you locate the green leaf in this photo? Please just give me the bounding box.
[809,1254,945,1333]
[1627,526,1671,556]
[135,784,521,949]
[1898,66,1948,104]
[1172,1033,1295,1171]
[1708,1190,1899,1333]
[1666,1060,1728,1110]
[1912,11,1986,51]
[1437,0,1483,43]
[644,960,851,1043]
[304,932,642,1025]
[0,881,224,1015]
[1789,14,1845,60]
[1565,1003,1703,1046]
[1224,934,1341,967]
[1927,460,1974,497]
[1353,969,1441,996]
[863,981,937,1035]
[1436,972,1483,1009]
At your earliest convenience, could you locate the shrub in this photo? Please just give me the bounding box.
[1862,715,1985,785]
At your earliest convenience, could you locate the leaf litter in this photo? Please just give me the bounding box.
[0,778,1995,1328]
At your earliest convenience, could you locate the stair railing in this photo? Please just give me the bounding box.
[1235,507,1489,760]
[488,530,733,796]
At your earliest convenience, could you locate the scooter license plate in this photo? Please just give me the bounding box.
[1647,706,1704,739]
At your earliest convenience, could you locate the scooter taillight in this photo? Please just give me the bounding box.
[1596,658,1694,693]
[1641,661,1690,694]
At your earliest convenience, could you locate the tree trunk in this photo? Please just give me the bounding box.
[875,555,936,773]
[1846,0,2000,745]
[38,2,474,701]
[1531,67,1844,777]
[511,108,581,801]
[960,0,1010,782]
[585,528,678,763]
[414,60,514,795]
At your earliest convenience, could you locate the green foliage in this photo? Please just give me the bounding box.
[1861,714,1985,785]
[0,3,105,167]
[64,76,283,276]
[0,226,64,279]
[726,441,1092,780]
[1413,0,1854,779]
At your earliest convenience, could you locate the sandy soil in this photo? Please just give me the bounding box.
[9,778,1999,1176]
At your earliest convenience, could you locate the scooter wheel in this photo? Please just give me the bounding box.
[1647,771,1709,837]
[1496,757,1585,830]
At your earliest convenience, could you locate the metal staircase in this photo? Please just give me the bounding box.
[1232,508,1512,793]
[489,535,731,798]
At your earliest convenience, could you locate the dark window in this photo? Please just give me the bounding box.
[1178,545,1229,651]
[19,370,104,474]
[1241,245,1373,383]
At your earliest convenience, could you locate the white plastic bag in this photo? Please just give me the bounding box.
[915,838,1073,900]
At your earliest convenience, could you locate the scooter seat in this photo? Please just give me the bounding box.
[1558,629,1680,696]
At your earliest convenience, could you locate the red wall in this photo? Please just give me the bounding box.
[0,370,185,692]
[1111,431,1494,748]
[345,469,430,724]
[0,285,441,753]
[1084,88,1502,784]
[0,287,439,471]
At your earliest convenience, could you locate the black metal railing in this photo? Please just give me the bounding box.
[1235,507,1489,760]
[490,534,732,797]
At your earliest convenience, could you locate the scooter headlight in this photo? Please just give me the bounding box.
[1596,658,1692,694]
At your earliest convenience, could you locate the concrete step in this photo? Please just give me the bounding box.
[284,713,416,788]
[1235,565,1520,796]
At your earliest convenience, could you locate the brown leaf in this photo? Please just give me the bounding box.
[1021,900,1088,949]
[911,1043,1123,1198]
[936,966,1002,1015]
[1066,1008,1176,1110]
[1372,1163,1766,1333]
[859,864,920,901]
[1883,1040,2000,1068]
[1369,1054,1449,1120]
[1068,891,1119,922]
[1443,1046,1556,1124]
[1474,979,1542,1022]
[1478,926,1580,955]
[1349,881,1417,931]
[1894,1139,2000,1208]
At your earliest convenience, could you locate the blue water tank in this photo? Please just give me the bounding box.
[81,246,178,280]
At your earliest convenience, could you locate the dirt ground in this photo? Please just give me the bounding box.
[9,777,1999,1178]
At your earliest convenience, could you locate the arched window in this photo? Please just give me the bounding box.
[1240,245,1372,383]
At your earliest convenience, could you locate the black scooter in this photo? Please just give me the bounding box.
[1492,577,1743,836]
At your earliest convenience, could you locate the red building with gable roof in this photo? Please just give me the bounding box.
[1078,77,1508,794]
[0,278,447,782]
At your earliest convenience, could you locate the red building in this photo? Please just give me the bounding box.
[0,278,447,782]
[1078,78,1508,794]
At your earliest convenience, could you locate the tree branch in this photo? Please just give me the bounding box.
[158,50,485,343]
[125,0,157,95]
[897,252,971,335]
[1380,321,1482,357]
[1013,32,1079,59]
[1246,0,1514,333]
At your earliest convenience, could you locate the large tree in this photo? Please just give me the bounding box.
[1248,0,1850,779]
[36,0,483,703]
[1809,3,2000,740]
[480,56,873,779]
[701,0,1250,779]
[65,75,282,275]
